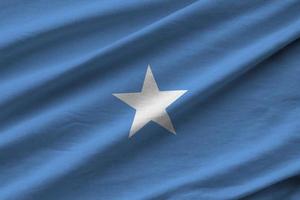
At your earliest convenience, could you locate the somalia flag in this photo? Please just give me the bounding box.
[1,0,300,199]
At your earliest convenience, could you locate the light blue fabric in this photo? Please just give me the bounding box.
[0,0,300,199]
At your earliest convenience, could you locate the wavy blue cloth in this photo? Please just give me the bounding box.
[1,0,300,199]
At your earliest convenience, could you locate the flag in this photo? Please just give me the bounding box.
[1,0,300,199]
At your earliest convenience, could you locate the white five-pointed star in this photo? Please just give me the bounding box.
[113,65,187,138]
